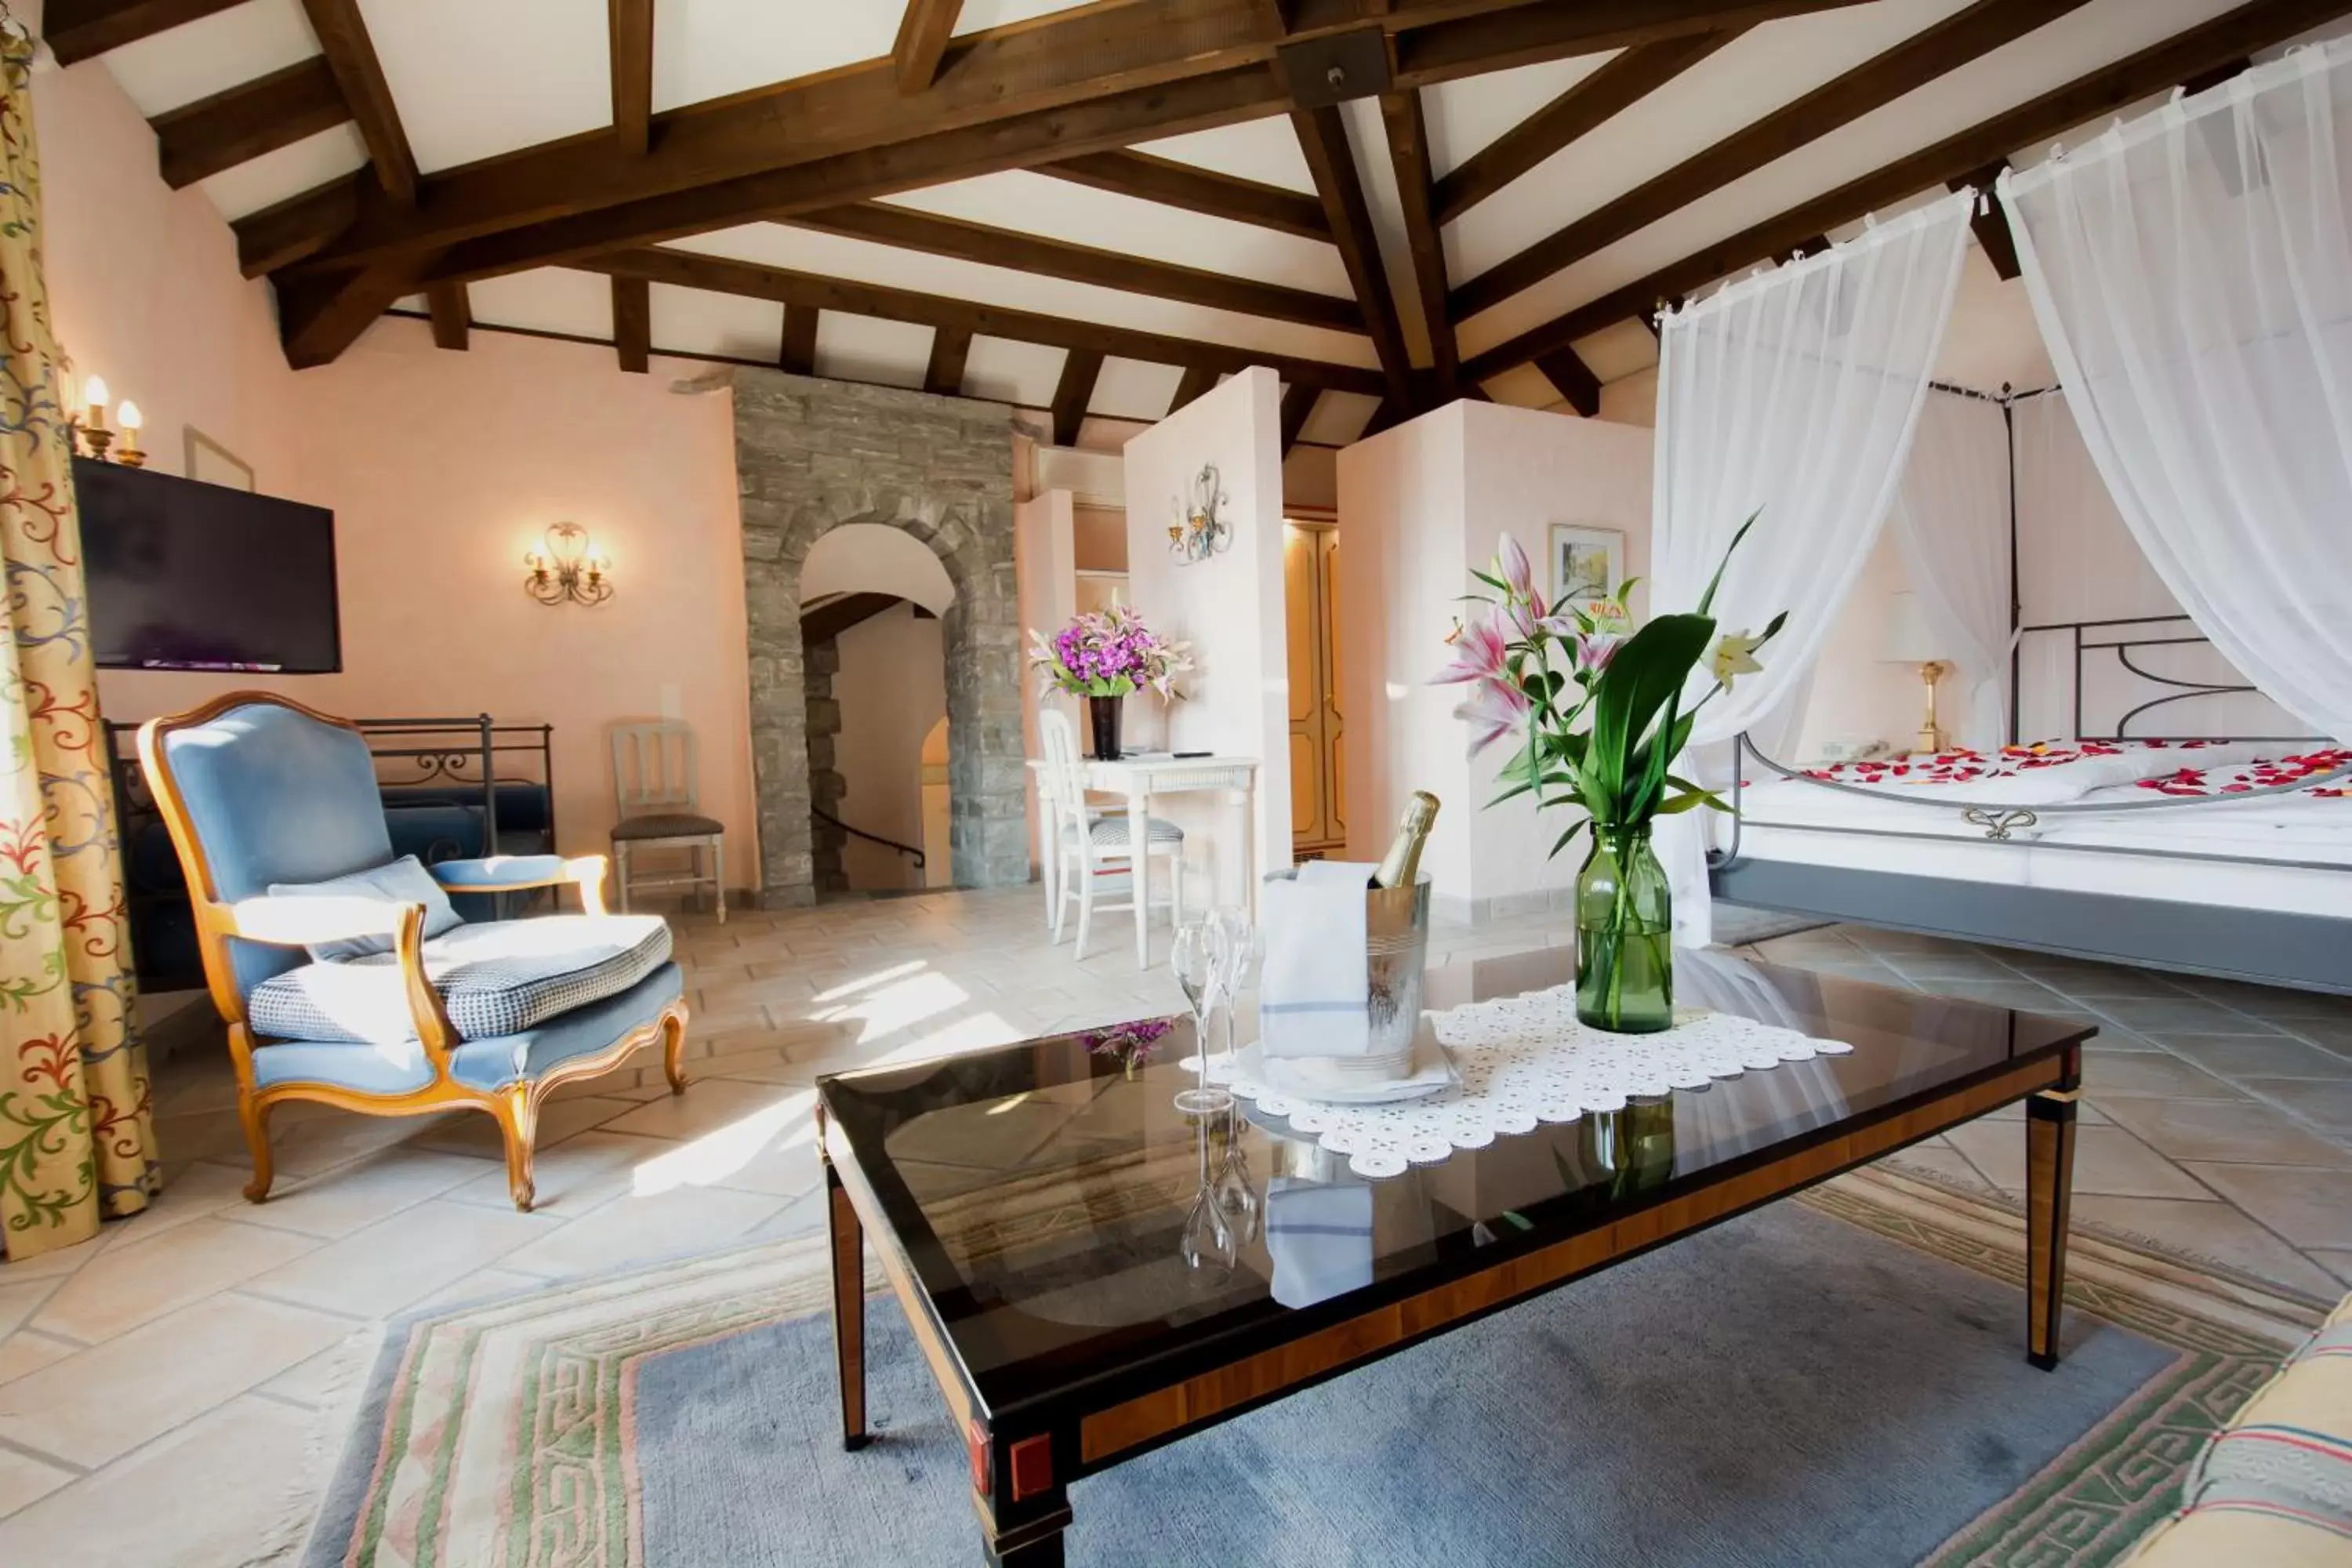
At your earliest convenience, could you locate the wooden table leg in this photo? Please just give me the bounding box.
[1127,786,1152,969]
[2024,1087,2078,1370]
[826,1159,869,1449]
[982,1502,1070,1567]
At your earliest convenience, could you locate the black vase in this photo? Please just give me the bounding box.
[1087,695,1123,761]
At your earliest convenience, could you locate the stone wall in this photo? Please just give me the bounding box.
[732,369,1025,906]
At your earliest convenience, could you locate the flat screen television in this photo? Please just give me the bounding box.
[76,456,342,673]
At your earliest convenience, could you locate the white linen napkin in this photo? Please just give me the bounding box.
[1259,859,1375,1058]
[1265,1176,1376,1309]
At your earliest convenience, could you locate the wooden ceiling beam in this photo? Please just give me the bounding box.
[1167,365,1221,413]
[612,275,652,372]
[1461,0,2352,383]
[421,68,1279,287]
[1533,347,1599,417]
[1952,162,2020,281]
[298,0,419,205]
[1050,348,1104,445]
[1431,28,1741,227]
[235,176,361,276]
[894,0,966,94]
[280,257,421,368]
[151,58,351,190]
[1293,104,1414,405]
[278,1,1835,280]
[611,0,656,156]
[1451,0,2089,321]
[779,304,820,374]
[1279,381,1317,453]
[575,245,1389,394]
[42,0,245,66]
[1379,88,1457,398]
[1388,0,1853,81]
[426,281,470,350]
[1036,151,1331,241]
[780,201,1362,331]
[924,327,972,396]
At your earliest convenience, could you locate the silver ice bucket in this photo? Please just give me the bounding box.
[1263,868,1432,1081]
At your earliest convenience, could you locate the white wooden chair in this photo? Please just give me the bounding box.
[609,721,725,922]
[1037,708,1184,960]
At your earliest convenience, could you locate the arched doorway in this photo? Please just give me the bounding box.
[731,368,1025,906]
[800,525,953,893]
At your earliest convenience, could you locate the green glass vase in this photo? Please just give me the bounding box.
[1575,823,1674,1033]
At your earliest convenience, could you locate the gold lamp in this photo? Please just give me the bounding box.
[524,522,614,608]
[1878,590,1951,755]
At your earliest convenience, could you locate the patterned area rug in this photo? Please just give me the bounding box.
[303,1168,2321,1568]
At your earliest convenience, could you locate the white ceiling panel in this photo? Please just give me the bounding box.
[1134,118,1316,194]
[813,314,935,389]
[674,222,1378,368]
[468,268,615,340]
[199,122,368,222]
[1090,358,1184,421]
[1573,318,1662,384]
[100,0,318,117]
[1480,362,1563,411]
[1420,52,1617,180]
[1299,389,1377,446]
[1445,0,1973,296]
[880,170,1352,296]
[652,0,897,113]
[650,283,782,363]
[1457,0,2252,357]
[961,336,1067,408]
[362,0,612,174]
[954,0,1099,33]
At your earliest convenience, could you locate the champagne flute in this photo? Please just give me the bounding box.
[1171,917,1233,1114]
[1210,1108,1261,1247]
[1180,1114,1236,1274]
[1211,905,1258,1069]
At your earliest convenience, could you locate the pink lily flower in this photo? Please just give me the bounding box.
[1575,631,1624,673]
[1433,608,1511,686]
[1495,532,1536,604]
[1455,677,1532,756]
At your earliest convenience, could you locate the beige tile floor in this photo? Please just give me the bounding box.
[0,889,2347,1563]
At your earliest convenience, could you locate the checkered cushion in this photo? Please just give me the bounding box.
[247,914,672,1046]
[1065,814,1183,849]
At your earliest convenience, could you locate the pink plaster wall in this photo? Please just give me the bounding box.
[38,55,758,878]
[97,321,758,871]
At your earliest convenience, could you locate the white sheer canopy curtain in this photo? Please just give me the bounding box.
[2000,41,2352,746]
[1651,191,1973,946]
[1889,390,2014,750]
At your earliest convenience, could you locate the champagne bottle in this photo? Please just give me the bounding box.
[1371,791,1440,888]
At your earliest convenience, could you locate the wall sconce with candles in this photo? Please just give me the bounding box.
[524,521,613,608]
[67,375,147,466]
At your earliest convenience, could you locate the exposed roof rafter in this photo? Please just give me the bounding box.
[151,58,351,191]
[1451,0,2092,321]
[611,0,656,155]
[299,0,419,205]
[612,274,652,372]
[1036,151,1331,240]
[1051,348,1104,445]
[924,327,972,396]
[894,0,966,94]
[1294,103,1414,405]
[43,0,245,66]
[426,281,470,350]
[1379,87,1458,399]
[577,245,1389,394]
[1462,0,2352,383]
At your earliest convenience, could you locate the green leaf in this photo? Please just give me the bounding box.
[1656,789,1724,815]
[1588,612,1715,822]
[1548,818,1589,859]
[1696,507,1763,618]
[1486,778,1537,810]
[1469,568,1508,593]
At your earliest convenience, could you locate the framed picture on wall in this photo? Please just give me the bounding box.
[1548,524,1625,606]
[185,427,255,492]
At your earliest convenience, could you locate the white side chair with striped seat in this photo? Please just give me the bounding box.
[609,721,725,923]
[1037,708,1184,961]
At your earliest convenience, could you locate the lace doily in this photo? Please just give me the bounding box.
[1214,985,1852,1178]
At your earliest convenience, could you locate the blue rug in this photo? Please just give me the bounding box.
[309,1181,2293,1566]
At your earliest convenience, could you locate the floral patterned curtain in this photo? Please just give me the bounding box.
[1,31,157,1261]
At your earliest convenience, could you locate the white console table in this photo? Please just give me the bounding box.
[1028,753,1261,967]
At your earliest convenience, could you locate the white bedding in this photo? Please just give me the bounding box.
[1723,746,2352,916]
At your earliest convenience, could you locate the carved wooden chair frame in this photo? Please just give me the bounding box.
[138,690,689,1211]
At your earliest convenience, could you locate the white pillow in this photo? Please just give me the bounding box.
[267,855,463,962]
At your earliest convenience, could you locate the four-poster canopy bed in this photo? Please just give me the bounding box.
[1681,41,2352,994]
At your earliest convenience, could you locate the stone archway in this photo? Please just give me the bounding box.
[731,369,1026,906]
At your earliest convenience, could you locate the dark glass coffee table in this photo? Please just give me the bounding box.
[815,946,2090,1566]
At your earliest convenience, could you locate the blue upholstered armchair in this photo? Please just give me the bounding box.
[138,692,690,1210]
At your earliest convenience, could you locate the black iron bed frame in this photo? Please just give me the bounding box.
[1708,384,2351,995]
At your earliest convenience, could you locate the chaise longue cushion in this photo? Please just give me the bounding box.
[247,913,673,1046]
